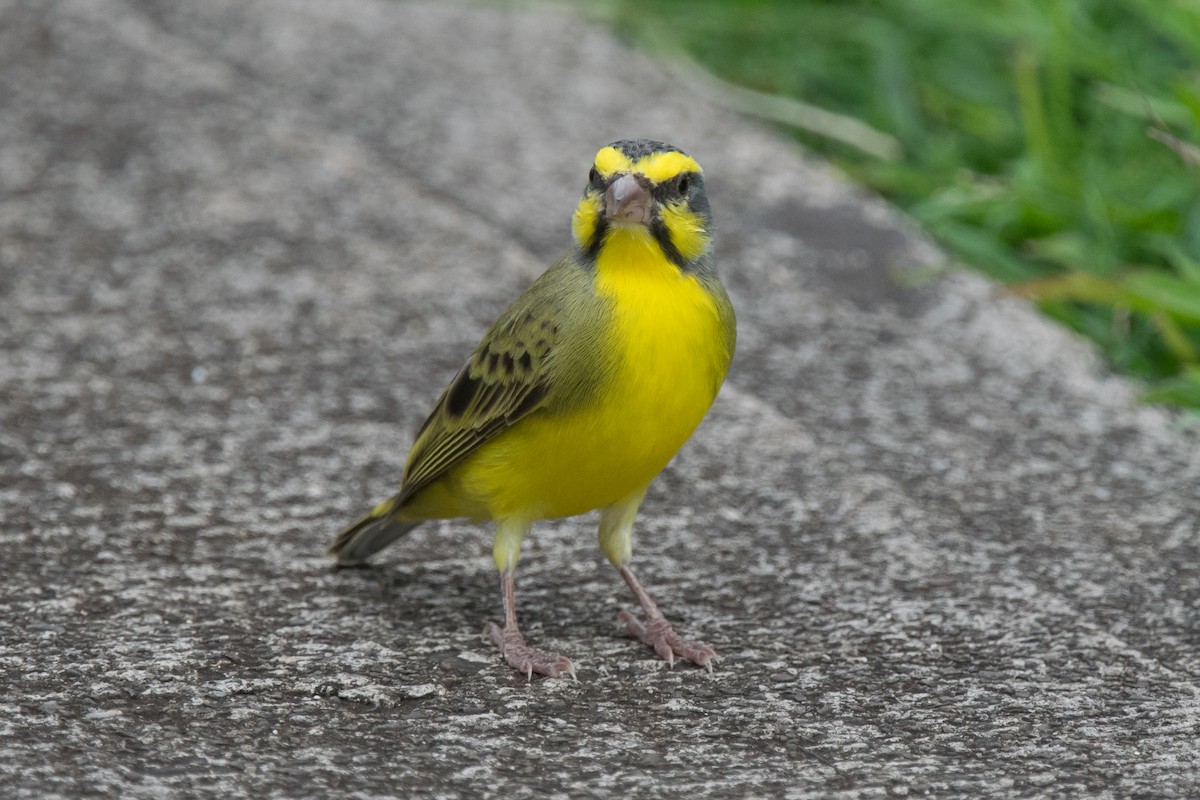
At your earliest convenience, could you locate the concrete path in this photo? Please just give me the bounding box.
[2,1,1198,797]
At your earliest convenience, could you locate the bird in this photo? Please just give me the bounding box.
[328,139,736,679]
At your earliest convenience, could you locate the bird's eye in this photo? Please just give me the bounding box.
[588,167,601,188]
[677,173,691,195]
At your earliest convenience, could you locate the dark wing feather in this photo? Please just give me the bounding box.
[395,299,559,505]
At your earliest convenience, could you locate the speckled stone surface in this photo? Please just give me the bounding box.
[3,0,1199,797]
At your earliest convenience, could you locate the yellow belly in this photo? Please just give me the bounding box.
[454,235,730,521]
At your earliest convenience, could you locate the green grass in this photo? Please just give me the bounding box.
[580,0,1200,409]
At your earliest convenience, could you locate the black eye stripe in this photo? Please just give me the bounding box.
[646,171,699,201]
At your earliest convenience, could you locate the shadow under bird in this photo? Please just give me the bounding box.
[328,139,736,679]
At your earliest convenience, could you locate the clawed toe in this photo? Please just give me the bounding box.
[484,621,577,681]
[618,610,717,670]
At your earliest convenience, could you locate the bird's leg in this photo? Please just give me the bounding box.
[598,491,717,671]
[483,569,576,681]
[616,564,717,671]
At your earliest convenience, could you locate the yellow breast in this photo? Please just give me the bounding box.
[459,230,730,521]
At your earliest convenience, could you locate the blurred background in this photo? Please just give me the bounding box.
[570,0,1200,409]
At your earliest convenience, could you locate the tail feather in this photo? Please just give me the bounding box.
[327,503,420,566]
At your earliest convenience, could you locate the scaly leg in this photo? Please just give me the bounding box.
[617,564,718,671]
[598,490,717,671]
[483,569,576,681]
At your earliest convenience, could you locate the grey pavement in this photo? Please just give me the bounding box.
[2,0,1199,797]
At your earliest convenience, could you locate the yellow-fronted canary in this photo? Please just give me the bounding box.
[329,139,736,679]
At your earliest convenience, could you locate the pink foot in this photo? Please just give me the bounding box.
[484,622,576,681]
[619,611,718,671]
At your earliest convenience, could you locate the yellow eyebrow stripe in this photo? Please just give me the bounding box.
[634,151,702,183]
[593,147,702,183]
[593,146,633,176]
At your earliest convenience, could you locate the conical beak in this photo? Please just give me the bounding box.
[604,174,654,226]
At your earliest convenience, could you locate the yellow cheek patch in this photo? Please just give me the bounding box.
[572,192,602,247]
[634,151,702,183]
[660,202,710,262]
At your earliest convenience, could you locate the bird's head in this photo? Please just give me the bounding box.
[572,139,713,272]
